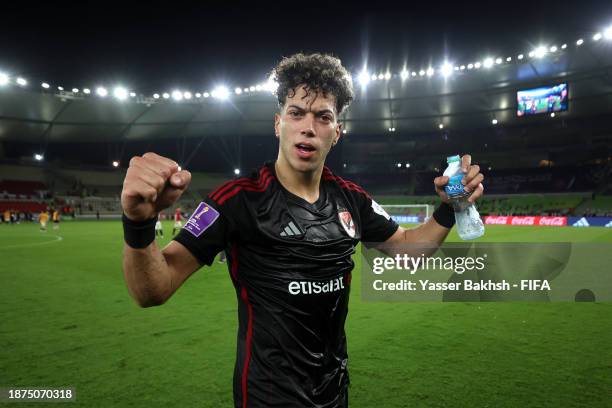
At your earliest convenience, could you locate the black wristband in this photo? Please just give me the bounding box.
[432,202,455,229]
[122,214,157,249]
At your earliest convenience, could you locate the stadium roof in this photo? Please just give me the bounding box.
[1,38,611,142]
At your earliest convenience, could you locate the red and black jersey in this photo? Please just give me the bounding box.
[174,162,398,408]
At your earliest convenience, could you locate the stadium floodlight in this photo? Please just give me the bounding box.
[41,82,50,89]
[249,86,255,92]
[377,73,384,80]
[492,118,498,125]
[129,92,136,97]
[178,166,182,171]
[454,66,459,71]
[370,74,377,81]
[397,163,402,168]
[162,92,170,99]
[384,72,391,80]
[16,77,27,86]
[211,86,230,100]
[183,91,192,99]
[243,88,249,93]
[495,57,502,64]
[342,129,347,134]
[418,70,425,76]
[517,54,524,60]
[506,57,512,62]
[96,87,108,97]
[411,71,417,77]
[483,58,494,68]
[196,92,202,98]
[34,153,44,161]
[153,93,160,99]
[576,38,584,46]
[533,46,547,58]
[388,127,396,132]
[438,123,444,129]
[550,112,556,118]
[605,26,612,40]
[405,163,410,168]
[112,161,119,167]
[440,63,453,77]
[460,65,466,70]
[400,69,409,80]
[561,43,567,49]
[234,168,240,175]
[203,92,210,98]
[474,62,482,69]
[593,32,602,41]
[0,72,8,86]
[426,67,434,77]
[235,87,242,95]
[255,84,262,91]
[467,63,474,70]
[72,88,79,93]
[58,86,64,91]
[113,86,128,100]
[83,88,91,94]
[171,90,183,101]
[550,45,558,52]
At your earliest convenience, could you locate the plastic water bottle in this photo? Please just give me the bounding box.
[443,155,485,240]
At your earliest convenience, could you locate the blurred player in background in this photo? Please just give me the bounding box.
[39,209,49,232]
[52,208,60,230]
[155,215,164,238]
[172,207,182,236]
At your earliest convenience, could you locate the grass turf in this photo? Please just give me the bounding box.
[1,221,611,407]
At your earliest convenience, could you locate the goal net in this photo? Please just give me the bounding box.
[381,204,435,224]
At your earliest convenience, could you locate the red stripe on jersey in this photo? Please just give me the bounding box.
[324,174,371,199]
[210,167,270,202]
[240,287,254,408]
[216,170,273,205]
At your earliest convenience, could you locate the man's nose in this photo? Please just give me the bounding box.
[300,113,316,137]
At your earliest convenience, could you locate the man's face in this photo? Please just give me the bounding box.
[274,85,341,173]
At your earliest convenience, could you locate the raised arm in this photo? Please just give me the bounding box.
[120,152,199,307]
[380,154,484,257]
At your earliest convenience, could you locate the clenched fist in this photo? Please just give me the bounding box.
[121,152,192,221]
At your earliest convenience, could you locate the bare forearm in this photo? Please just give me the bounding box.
[382,217,451,258]
[123,243,173,307]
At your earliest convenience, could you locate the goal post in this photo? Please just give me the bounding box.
[381,204,435,224]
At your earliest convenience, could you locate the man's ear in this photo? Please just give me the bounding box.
[332,123,342,146]
[274,113,281,138]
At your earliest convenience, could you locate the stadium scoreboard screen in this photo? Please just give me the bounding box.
[517,83,568,116]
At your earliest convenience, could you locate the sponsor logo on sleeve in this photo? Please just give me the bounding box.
[184,202,220,237]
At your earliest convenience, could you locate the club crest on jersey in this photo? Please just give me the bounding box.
[184,202,219,237]
[338,208,356,238]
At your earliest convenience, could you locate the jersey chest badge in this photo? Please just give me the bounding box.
[338,208,356,238]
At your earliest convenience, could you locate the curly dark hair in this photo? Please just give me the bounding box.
[271,53,354,116]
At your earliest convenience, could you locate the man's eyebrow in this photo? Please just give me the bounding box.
[286,105,336,115]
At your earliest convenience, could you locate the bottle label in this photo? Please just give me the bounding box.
[445,174,466,197]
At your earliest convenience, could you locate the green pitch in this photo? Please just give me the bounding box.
[1,222,611,407]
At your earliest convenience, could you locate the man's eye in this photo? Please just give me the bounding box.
[320,115,332,122]
[289,111,302,117]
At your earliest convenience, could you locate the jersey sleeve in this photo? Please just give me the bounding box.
[173,198,229,266]
[358,194,399,243]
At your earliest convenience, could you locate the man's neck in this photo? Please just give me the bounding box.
[274,159,323,204]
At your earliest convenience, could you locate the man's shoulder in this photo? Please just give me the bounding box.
[322,166,371,200]
[207,163,275,207]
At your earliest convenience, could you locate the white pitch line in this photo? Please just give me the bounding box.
[0,234,63,250]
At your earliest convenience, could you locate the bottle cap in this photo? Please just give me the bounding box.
[447,155,461,163]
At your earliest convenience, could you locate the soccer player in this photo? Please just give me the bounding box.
[52,208,60,230]
[155,216,164,238]
[172,207,182,236]
[39,209,49,232]
[120,53,484,408]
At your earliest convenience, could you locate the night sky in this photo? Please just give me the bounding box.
[1,1,611,93]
